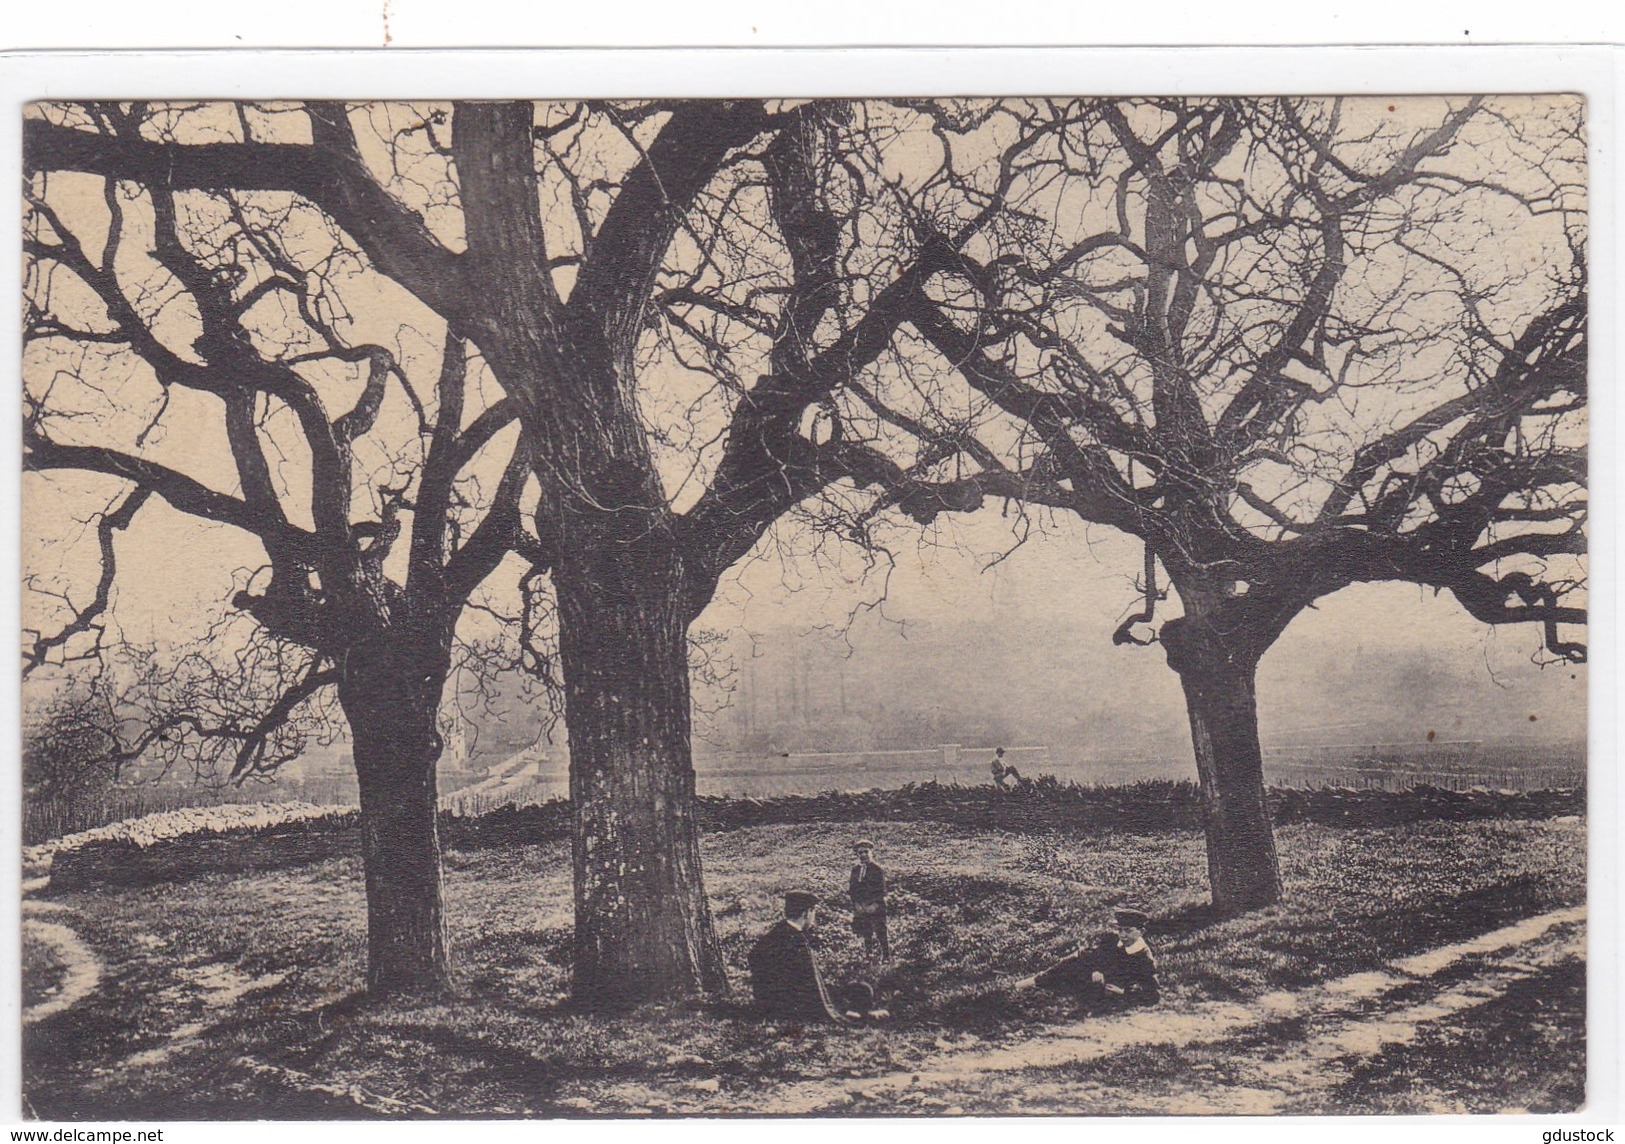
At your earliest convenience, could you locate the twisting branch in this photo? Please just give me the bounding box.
[22,487,152,677]
[24,111,473,322]
[229,660,342,779]
[1112,545,1164,647]
[24,431,325,565]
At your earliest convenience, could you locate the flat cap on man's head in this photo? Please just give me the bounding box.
[853,839,875,851]
[1114,906,1151,928]
[783,890,820,916]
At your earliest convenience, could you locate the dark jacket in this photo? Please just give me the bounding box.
[1114,941,1160,1001]
[850,861,887,920]
[748,921,843,1022]
[1034,945,1121,999]
[1035,940,1160,1004]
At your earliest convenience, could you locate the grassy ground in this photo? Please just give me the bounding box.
[22,815,1585,1118]
[1324,954,1586,1114]
[20,928,70,1011]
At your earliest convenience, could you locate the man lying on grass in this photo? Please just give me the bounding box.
[1014,907,1161,1006]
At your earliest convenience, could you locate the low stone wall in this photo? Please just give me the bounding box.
[44,781,1583,891]
[46,816,361,892]
[444,780,1585,847]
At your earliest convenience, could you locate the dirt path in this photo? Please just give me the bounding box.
[22,873,1582,1116]
[21,897,104,1027]
[713,905,1587,1114]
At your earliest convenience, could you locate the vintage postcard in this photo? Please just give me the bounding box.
[14,71,1597,1121]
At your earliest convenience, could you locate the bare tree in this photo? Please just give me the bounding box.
[835,97,1587,910]
[27,96,1581,1002]
[22,679,124,809]
[23,100,1026,1005]
[21,622,353,839]
[25,102,535,993]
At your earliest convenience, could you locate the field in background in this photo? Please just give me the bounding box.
[446,739,1587,817]
[26,738,1586,845]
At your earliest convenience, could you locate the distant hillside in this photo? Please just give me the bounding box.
[698,593,1586,759]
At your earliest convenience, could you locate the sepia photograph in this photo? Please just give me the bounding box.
[15,82,1594,1120]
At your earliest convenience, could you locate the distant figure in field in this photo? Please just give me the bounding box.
[849,839,890,962]
[990,746,1024,791]
[748,890,847,1024]
[1014,906,1160,1005]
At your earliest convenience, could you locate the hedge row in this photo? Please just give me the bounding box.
[44,780,1583,892]
[446,779,1585,848]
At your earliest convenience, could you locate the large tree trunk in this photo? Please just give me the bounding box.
[555,544,728,1008]
[1161,611,1282,913]
[338,632,453,997]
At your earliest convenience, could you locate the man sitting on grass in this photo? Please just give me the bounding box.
[748,890,847,1024]
[1013,906,1160,1006]
[1110,907,1160,1001]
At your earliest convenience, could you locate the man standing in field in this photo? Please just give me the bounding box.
[748,891,847,1024]
[849,839,890,963]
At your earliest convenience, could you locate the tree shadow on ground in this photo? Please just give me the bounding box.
[1145,901,1226,941]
